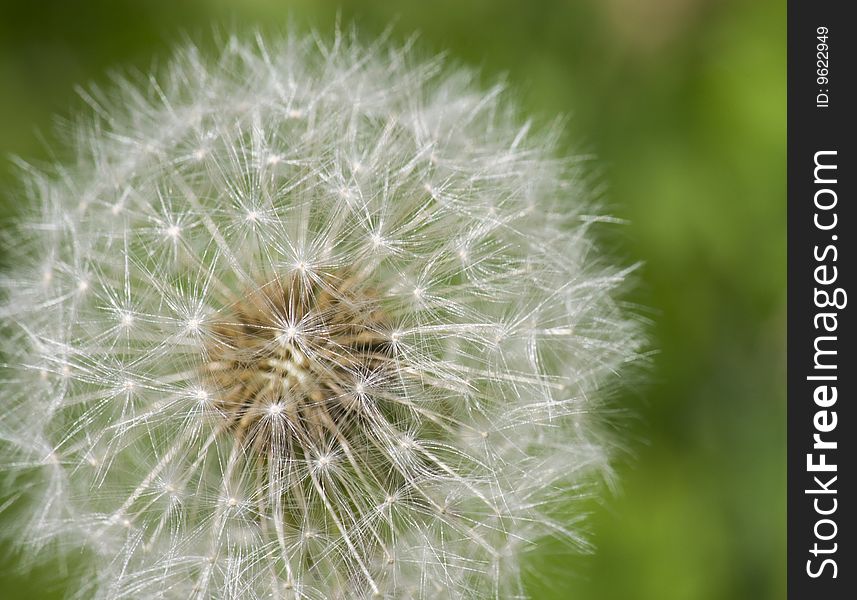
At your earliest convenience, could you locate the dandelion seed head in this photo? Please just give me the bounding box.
[0,29,643,600]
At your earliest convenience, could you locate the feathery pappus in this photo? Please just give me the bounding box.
[0,29,643,600]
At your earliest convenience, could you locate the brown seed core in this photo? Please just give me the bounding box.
[203,271,393,456]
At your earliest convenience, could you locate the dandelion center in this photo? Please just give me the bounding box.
[203,271,395,456]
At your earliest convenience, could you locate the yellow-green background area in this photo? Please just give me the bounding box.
[0,1,784,598]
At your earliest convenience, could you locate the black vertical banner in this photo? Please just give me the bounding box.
[788,2,855,598]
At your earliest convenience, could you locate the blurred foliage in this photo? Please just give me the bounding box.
[0,0,784,598]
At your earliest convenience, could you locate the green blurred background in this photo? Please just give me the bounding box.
[0,0,784,598]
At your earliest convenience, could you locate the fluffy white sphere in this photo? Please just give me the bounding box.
[0,30,642,600]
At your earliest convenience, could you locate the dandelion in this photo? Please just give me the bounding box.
[0,29,643,599]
